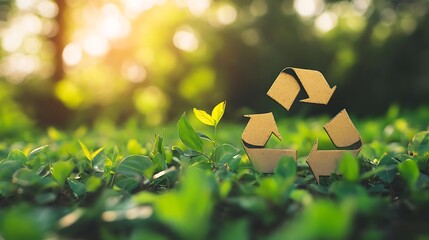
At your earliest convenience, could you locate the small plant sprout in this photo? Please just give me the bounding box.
[78,140,104,162]
[193,100,226,144]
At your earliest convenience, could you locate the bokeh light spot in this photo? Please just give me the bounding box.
[216,4,237,25]
[37,1,59,19]
[55,80,84,109]
[100,3,130,39]
[250,0,268,17]
[63,43,82,66]
[179,67,215,101]
[187,0,211,16]
[315,11,338,33]
[121,62,147,83]
[83,34,110,57]
[133,86,169,125]
[294,0,325,18]
[173,26,199,52]
[241,29,260,46]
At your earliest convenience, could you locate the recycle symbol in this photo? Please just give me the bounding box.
[241,67,362,183]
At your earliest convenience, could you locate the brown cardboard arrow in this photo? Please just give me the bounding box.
[242,112,297,172]
[306,109,362,183]
[242,142,297,172]
[267,68,337,110]
[242,113,282,147]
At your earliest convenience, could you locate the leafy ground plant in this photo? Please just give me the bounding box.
[0,105,429,239]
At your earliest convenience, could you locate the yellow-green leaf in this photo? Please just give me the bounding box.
[193,108,216,126]
[78,140,92,161]
[211,101,226,125]
[91,147,104,160]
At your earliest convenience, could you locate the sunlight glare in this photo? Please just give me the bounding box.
[83,34,110,57]
[121,62,147,83]
[294,0,325,18]
[16,0,36,11]
[217,4,237,25]
[0,54,40,84]
[2,29,23,52]
[19,14,43,35]
[100,4,130,39]
[121,0,157,17]
[315,11,338,33]
[37,0,59,18]
[63,43,82,66]
[23,37,42,54]
[187,0,211,16]
[173,27,199,52]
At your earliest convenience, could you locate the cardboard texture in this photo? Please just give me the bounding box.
[242,67,362,183]
[243,143,297,173]
[242,113,282,147]
[267,68,337,109]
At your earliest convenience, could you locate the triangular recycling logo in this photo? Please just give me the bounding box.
[242,67,362,183]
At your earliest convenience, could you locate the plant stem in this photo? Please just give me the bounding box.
[213,125,218,146]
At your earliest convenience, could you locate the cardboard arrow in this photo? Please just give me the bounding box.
[267,67,337,110]
[242,112,297,172]
[243,142,297,173]
[306,140,362,183]
[306,109,362,183]
[242,113,282,147]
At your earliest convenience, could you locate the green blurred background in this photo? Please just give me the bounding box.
[0,0,428,128]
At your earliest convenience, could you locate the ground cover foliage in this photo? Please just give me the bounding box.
[1,105,429,239]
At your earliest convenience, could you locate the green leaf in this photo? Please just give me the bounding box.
[115,178,139,192]
[28,145,48,159]
[7,149,28,164]
[153,134,166,157]
[0,160,24,181]
[211,100,226,125]
[193,108,215,126]
[177,113,203,152]
[397,159,419,189]
[408,131,429,157]
[338,152,359,182]
[51,161,74,187]
[1,205,45,240]
[153,153,167,171]
[67,179,86,197]
[212,144,239,163]
[275,156,297,179]
[78,140,92,161]
[86,176,102,192]
[13,168,41,186]
[117,155,153,179]
[376,154,398,183]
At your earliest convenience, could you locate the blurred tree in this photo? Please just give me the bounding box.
[0,0,428,127]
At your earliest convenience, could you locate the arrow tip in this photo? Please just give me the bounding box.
[299,85,337,105]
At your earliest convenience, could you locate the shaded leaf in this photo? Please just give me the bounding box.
[117,155,153,179]
[13,168,41,186]
[51,161,74,187]
[7,149,28,164]
[398,159,419,189]
[275,156,297,180]
[177,113,203,152]
[338,153,359,182]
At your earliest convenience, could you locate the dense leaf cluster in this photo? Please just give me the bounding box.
[1,108,429,239]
